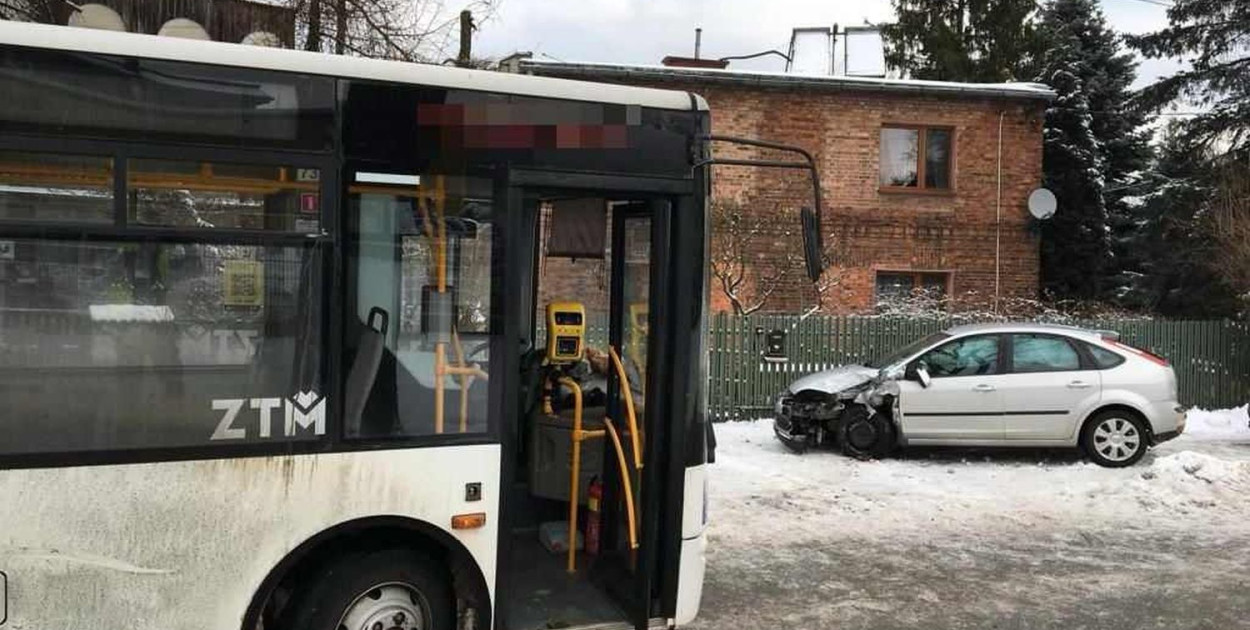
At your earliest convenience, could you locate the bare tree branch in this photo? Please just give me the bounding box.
[709,197,807,316]
[292,0,500,62]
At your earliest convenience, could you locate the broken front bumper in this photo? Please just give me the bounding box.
[773,414,807,450]
[773,403,837,451]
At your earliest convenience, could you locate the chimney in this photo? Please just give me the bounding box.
[661,27,728,69]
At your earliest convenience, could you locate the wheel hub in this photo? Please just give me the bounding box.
[848,420,877,449]
[1093,417,1140,462]
[339,583,426,630]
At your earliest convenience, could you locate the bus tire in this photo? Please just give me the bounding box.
[282,548,454,630]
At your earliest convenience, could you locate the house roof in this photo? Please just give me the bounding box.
[520,58,1056,102]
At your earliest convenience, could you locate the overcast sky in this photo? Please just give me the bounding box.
[474,0,1183,89]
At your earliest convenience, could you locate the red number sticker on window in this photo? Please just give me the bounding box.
[300,193,320,215]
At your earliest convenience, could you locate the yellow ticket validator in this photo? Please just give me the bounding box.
[545,301,586,363]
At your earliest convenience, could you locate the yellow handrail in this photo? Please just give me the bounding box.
[603,417,639,551]
[420,177,451,434]
[0,164,320,195]
[561,377,582,574]
[558,378,608,573]
[559,349,645,572]
[608,347,643,470]
[436,177,448,433]
[449,330,490,433]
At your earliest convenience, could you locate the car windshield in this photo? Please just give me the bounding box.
[865,332,951,369]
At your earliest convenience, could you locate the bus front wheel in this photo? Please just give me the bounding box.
[283,548,454,630]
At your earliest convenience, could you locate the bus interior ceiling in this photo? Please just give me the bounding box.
[505,194,650,630]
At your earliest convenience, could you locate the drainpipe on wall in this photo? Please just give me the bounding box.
[995,110,1005,314]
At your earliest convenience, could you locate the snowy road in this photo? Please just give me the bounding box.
[689,408,1250,630]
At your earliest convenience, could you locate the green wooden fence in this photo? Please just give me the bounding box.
[707,313,1250,420]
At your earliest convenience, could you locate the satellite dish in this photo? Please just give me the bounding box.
[242,31,282,48]
[1028,188,1057,220]
[158,18,210,41]
[67,4,126,31]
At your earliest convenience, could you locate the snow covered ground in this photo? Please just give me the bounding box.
[689,408,1250,630]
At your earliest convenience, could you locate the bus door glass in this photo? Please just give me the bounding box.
[605,199,672,630]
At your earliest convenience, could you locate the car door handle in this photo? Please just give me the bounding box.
[1067,381,1093,389]
[972,384,996,392]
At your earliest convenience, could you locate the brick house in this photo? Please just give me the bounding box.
[512,56,1055,315]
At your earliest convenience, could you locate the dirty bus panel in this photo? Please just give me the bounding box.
[0,21,711,630]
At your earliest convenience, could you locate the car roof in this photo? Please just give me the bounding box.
[943,322,1112,341]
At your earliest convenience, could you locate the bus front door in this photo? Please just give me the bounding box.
[502,183,675,630]
[600,198,670,630]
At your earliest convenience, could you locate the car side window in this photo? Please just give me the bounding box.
[917,335,999,378]
[1012,334,1081,373]
[1084,342,1127,369]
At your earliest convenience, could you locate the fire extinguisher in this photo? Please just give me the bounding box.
[585,476,602,555]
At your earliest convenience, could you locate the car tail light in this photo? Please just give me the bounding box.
[1108,339,1170,367]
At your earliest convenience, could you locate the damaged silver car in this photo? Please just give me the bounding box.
[773,323,1187,467]
[773,332,944,458]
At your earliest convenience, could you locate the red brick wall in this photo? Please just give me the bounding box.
[534,74,1045,315]
[696,84,1045,314]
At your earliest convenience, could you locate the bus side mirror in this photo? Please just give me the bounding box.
[801,206,823,282]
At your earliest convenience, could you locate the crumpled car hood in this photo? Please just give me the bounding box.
[787,364,879,395]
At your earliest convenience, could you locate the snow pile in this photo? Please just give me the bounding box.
[1182,406,1250,441]
[707,417,1250,548]
[1122,451,1250,514]
[694,411,1250,630]
[1149,450,1247,484]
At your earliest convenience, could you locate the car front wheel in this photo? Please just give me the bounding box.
[837,403,895,460]
[1082,411,1148,467]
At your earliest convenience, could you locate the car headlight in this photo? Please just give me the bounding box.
[774,392,788,415]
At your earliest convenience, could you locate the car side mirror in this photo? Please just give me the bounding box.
[906,361,932,388]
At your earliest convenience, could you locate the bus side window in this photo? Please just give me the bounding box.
[0,239,326,454]
[345,175,496,438]
[0,148,329,455]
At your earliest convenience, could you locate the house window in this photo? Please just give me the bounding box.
[875,271,950,305]
[879,126,953,191]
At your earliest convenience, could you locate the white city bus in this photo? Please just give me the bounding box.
[0,21,716,630]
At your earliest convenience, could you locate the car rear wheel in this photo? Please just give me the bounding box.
[837,404,895,460]
[1082,411,1148,468]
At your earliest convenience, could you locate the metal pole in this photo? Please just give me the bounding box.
[842,25,848,75]
[695,28,702,59]
[995,111,1005,314]
[832,23,839,76]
